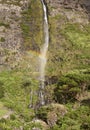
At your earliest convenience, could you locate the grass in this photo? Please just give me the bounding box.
[0,70,39,119]
[61,23,90,48]
[0,69,47,129]
[47,14,90,76]
[0,102,8,117]
[0,1,90,129]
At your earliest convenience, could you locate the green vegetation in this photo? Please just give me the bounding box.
[0,37,5,42]
[45,11,90,129]
[36,68,90,130]
[56,105,90,130]
[0,0,90,129]
[61,23,90,48]
[54,69,90,103]
[21,0,43,50]
[47,14,90,76]
[0,82,4,98]
[0,22,10,28]
[0,102,8,117]
[0,70,40,129]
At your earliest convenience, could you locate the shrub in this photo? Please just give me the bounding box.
[0,22,10,28]
[0,37,5,42]
[36,106,50,122]
[0,118,6,123]
[10,114,16,120]
[0,82,4,98]
[54,70,90,103]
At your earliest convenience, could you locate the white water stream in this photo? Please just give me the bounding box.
[39,0,49,106]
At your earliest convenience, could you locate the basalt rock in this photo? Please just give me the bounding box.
[45,0,90,18]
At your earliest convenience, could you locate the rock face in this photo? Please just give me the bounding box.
[0,0,90,77]
[44,0,90,77]
[0,0,43,71]
[46,0,90,18]
[0,2,23,69]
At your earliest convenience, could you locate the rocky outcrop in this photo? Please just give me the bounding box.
[36,103,67,127]
[0,0,43,71]
[46,0,90,21]
[46,0,89,23]
[0,2,22,69]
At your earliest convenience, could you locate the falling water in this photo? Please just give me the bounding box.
[39,0,49,106]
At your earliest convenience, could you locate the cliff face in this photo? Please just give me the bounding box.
[45,0,90,77]
[0,0,90,75]
[0,0,43,72]
[0,0,31,69]
[0,0,90,129]
[46,0,90,13]
[0,2,22,69]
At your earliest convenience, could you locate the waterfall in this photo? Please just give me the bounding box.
[39,0,49,106]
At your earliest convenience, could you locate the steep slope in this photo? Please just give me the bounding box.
[46,0,90,76]
[0,0,90,130]
[0,1,22,69]
[0,0,43,74]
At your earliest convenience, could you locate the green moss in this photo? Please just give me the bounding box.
[21,23,30,35]
[0,37,5,42]
[0,82,4,98]
[0,102,8,117]
[0,70,39,121]
[61,23,90,48]
[21,0,43,50]
[47,13,90,76]
[54,69,90,103]
[0,22,10,28]
[55,105,90,130]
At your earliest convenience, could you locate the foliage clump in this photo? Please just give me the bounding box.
[0,82,4,98]
[54,70,90,103]
[0,37,5,42]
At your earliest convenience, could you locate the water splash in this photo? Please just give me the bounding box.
[39,0,49,106]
